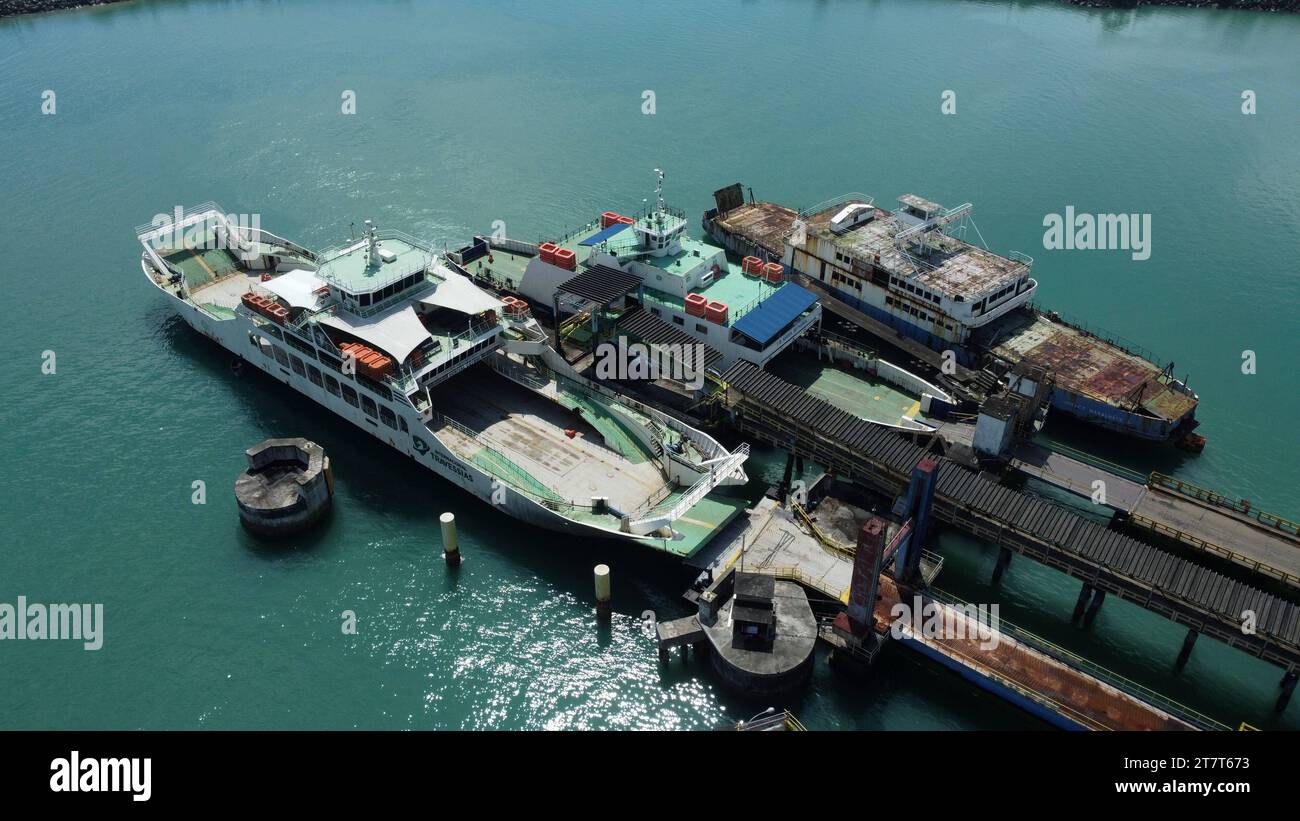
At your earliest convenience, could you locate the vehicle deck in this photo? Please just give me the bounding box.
[431,367,667,518]
[768,349,930,428]
[190,268,263,310]
[164,246,242,289]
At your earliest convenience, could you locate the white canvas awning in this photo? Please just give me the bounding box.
[419,271,504,316]
[320,304,431,364]
[262,268,327,309]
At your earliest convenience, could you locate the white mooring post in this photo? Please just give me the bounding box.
[594,564,611,620]
[441,512,460,567]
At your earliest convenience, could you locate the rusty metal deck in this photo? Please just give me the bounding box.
[989,311,1196,421]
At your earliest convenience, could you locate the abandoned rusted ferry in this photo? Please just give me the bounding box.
[703,184,1202,447]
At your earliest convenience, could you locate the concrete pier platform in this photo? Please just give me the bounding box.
[689,492,1225,730]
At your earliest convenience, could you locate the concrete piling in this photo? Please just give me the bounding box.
[1083,589,1107,627]
[991,547,1013,585]
[440,512,460,567]
[1071,583,1094,625]
[594,564,611,620]
[1175,628,1199,670]
[1276,671,1298,713]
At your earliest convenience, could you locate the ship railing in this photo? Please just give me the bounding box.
[427,412,576,511]
[1007,250,1034,268]
[797,193,874,219]
[1147,472,1300,537]
[548,362,738,464]
[136,206,262,262]
[484,235,539,257]
[489,353,550,390]
[927,588,1231,731]
[631,445,749,527]
[391,320,501,392]
[134,201,226,238]
[250,228,320,263]
[316,255,433,298]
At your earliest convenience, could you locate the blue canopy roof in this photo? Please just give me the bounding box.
[731,283,818,347]
[578,222,632,246]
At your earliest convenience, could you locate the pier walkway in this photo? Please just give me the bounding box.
[718,360,1300,672]
[1006,442,1300,590]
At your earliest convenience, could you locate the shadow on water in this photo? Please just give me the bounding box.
[1038,409,1199,478]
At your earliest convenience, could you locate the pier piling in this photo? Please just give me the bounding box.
[991,547,1013,585]
[1083,589,1106,627]
[1071,583,1094,625]
[1175,628,1199,670]
[1277,671,1298,713]
[440,512,460,567]
[594,564,612,620]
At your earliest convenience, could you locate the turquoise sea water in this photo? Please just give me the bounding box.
[1,0,1297,729]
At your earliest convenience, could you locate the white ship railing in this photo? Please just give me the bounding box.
[134,201,225,238]
[627,443,749,532]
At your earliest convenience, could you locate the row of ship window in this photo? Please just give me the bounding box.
[884,295,956,331]
[651,307,711,335]
[889,276,942,305]
[248,332,408,432]
[348,271,427,308]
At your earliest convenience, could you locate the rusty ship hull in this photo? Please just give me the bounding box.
[703,191,1200,445]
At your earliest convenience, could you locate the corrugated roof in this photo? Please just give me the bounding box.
[558,264,641,305]
[730,283,818,347]
[616,308,723,370]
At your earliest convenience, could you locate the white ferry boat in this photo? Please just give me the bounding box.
[137,204,749,555]
[447,172,823,373]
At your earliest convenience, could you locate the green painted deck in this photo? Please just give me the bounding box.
[642,269,779,328]
[317,237,429,292]
[165,247,240,288]
[465,249,531,292]
[768,350,926,426]
[639,235,718,276]
[652,492,751,558]
[556,389,651,464]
